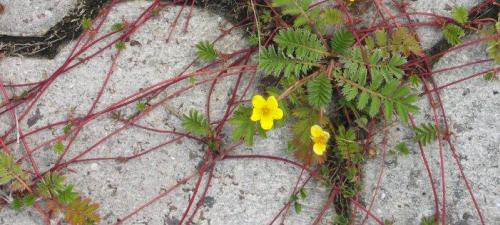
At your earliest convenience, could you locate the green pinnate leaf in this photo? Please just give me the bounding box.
[272,0,310,17]
[335,49,417,122]
[368,96,381,117]
[260,28,326,78]
[357,91,369,110]
[229,106,264,146]
[182,110,211,136]
[274,28,327,61]
[259,47,317,77]
[272,0,313,28]
[331,28,355,55]
[383,100,394,121]
[414,123,439,145]
[342,85,358,101]
[307,74,332,108]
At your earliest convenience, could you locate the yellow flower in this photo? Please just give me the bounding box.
[250,95,283,130]
[310,125,330,156]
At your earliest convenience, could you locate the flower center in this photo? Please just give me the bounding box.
[261,106,271,116]
[315,134,327,144]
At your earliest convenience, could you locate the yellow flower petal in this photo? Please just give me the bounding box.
[250,108,262,121]
[266,96,279,108]
[322,131,330,140]
[313,143,326,155]
[271,108,283,120]
[252,95,266,108]
[260,115,274,130]
[310,125,323,138]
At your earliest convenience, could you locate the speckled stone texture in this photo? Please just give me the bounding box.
[360,34,499,225]
[0,0,498,225]
[0,0,77,36]
[0,1,331,224]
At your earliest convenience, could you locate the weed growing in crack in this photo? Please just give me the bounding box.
[0,0,498,224]
[220,0,497,223]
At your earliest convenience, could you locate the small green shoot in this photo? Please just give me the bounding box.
[195,41,218,61]
[111,22,126,32]
[115,41,126,50]
[151,9,160,17]
[420,216,438,225]
[484,72,496,81]
[443,24,465,46]
[53,141,65,155]
[451,6,468,25]
[136,102,146,111]
[63,123,72,135]
[81,18,92,30]
[299,187,307,199]
[408,74,422,88]
[334,214,349,225]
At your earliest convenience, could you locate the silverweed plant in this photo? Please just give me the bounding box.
[191,0,497,223]
[1,0,498,224]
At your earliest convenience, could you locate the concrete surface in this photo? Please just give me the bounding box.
[0,1,331,224]
[0,0,498,225]
[0,0,77,36]
[360,34,499,225]
[407,0,483,50]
